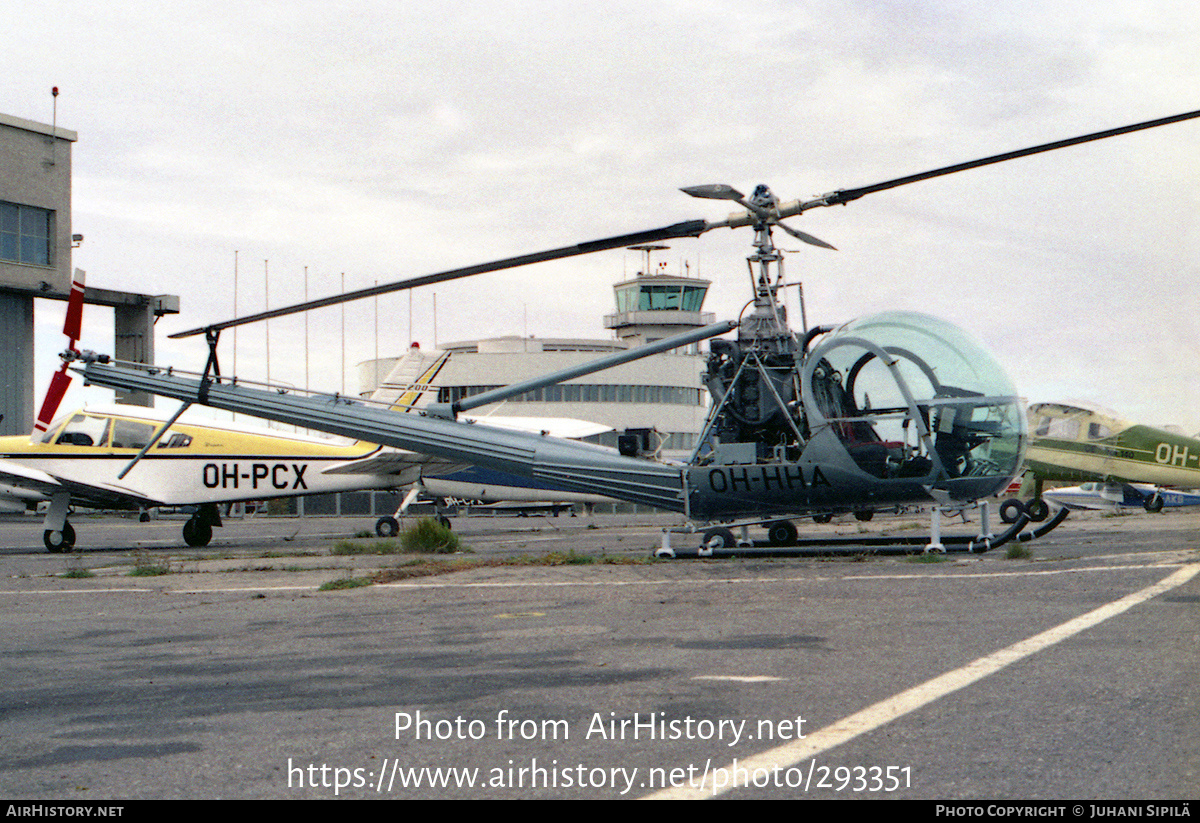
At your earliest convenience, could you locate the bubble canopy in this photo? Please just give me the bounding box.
[802,311,1027,500]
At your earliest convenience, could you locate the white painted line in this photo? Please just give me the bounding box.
[1,560,1190,596]
[644,563,1200,800]
[375,562,1187,589]
[171,585,317,593]
[0,584,318,595]
[0,587,158,595]
[693,675,783,683]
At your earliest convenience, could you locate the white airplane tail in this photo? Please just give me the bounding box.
[367,345,451,413]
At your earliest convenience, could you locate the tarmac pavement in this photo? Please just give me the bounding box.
[0,507,1196,800]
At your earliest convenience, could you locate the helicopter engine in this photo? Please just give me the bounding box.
[703,335,802,461]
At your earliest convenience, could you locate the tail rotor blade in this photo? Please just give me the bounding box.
[33,367,72,437]
[32,273,86,439]
[63,272,85,347]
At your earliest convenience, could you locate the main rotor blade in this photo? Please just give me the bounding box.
[170,219,709,339]
[776,221,837,250]
[789,107,1200,213]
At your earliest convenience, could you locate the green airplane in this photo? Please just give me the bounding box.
[1001,402,1200,522]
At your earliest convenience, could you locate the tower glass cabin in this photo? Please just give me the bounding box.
[603,245,714,351]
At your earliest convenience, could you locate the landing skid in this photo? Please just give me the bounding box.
[655,506,1069,559]
[1012,505,1070,543]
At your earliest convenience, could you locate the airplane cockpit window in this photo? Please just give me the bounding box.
[157,432,193,449]
[53,414,110,447]
[110,419,156,450]
[804,312,1026,492]
[1039,417,1080,441]
[1087,422,1111,440]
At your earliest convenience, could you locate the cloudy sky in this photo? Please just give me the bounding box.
[9,0,1200,432]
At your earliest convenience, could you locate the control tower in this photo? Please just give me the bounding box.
[603,244,714,350]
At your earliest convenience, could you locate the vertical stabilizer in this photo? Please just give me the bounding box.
[368,345,451,412]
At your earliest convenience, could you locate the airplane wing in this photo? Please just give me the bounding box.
[320,449,465,477]
[0,458,64,501]
[461,415,613,440]
[0,454,171,511]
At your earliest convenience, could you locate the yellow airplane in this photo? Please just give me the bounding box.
[5,295,608,552]
[0,402,466,552]
[3,281,466,552]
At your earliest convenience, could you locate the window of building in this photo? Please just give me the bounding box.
[0,201,52,266]
[614,283,708,313]
[437,383,702,406]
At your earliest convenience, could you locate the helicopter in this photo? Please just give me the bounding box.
[74,108,1200,554]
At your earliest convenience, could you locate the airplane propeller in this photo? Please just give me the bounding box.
[33,273,85,439]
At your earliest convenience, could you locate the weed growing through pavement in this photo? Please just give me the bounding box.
[128,548,171,576]
[1005,542,1032,560]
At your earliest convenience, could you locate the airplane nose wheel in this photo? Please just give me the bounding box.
[376,516,400,538]
[1024,498,1050,522]
[182,517,213,547]
[999,499,1025,524]
[43,522,76,553]
[1000,498,1049,524]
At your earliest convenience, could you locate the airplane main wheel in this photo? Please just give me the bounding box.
[853,510,874,522]
[376,516,400,538]
[1144,495,1164,513]
[767,520,799,546]
[999,499,1026,524]
[437,515,452,530]
[182,518,213,547]
[43,522,76,553]
[812,513,833,524]
[702,527,735,549]
[1025,498,1050,522]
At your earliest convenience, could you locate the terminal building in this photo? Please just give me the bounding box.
[358,248,716,463]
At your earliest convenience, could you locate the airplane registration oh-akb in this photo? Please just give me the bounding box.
[75,108,1200,555]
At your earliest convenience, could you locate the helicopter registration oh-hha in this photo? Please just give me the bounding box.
[76,108,1200,554]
